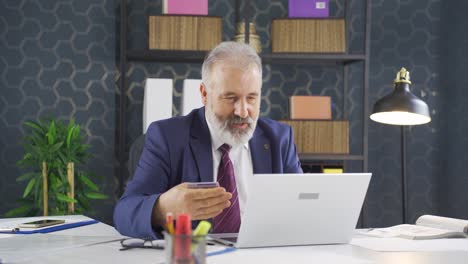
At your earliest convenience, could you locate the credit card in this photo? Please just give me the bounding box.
[187,182,219,189]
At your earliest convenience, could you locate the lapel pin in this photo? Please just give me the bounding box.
[264,144,269,150]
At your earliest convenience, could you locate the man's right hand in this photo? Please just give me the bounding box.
[152,183,232,226]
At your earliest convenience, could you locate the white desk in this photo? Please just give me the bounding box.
[1,216,467,264]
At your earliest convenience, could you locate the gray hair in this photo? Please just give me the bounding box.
[201,41,262,89]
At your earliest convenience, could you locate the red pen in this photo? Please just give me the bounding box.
[174,214,192,263]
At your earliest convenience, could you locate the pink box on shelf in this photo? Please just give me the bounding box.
[289,0,329,18]
[162,0,208,15]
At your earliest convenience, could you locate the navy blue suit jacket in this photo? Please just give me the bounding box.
[113,107,302,239]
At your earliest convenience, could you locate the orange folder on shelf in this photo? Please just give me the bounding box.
[289,95,332,120]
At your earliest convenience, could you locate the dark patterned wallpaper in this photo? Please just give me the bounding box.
[0,0,118,223]
[440,1,468,220]
[368,0,443,226]
[1,0,465,227]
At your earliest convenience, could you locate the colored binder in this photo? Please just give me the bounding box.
[0,220,99,234]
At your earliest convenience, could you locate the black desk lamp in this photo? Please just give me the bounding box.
[370,67,431,224]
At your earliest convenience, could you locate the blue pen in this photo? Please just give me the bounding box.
[37,220,99,233]
[0,220,98,234]
[206,247,236,257]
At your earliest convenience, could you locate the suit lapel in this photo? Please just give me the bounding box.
[249,126,272,173]
[189,108,214,182]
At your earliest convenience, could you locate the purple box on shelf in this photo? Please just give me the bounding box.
[289,0,329,18]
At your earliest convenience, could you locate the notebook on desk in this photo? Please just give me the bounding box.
[209,173,372,248]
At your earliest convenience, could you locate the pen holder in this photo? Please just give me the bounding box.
[163,232,207,264]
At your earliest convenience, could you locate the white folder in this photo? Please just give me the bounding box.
[181,79,203,116]
[143,78,173,134]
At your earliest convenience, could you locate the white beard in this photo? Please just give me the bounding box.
[205,104,258,147]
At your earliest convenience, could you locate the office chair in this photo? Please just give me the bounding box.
[128,134,146,178]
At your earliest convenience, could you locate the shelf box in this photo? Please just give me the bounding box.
[271,18,345,53]
[149,15,222,51]
[280,120,349,154]
[289,95,332,120]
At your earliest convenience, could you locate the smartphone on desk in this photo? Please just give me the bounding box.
[18,219,65,228]
[187,182,219,189]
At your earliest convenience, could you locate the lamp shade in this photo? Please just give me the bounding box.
[370,68,431,126]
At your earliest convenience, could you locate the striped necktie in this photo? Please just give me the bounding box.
[212,144,241,233]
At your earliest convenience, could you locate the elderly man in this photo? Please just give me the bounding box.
[114,41,302,239]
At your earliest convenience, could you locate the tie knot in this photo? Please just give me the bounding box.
[218,144,231,154]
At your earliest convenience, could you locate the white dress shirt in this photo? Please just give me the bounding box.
[205,117,253,217]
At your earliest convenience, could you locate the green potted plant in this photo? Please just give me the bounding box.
[5,118,107,217]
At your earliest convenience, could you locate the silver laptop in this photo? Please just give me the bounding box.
[209,173,371,248]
